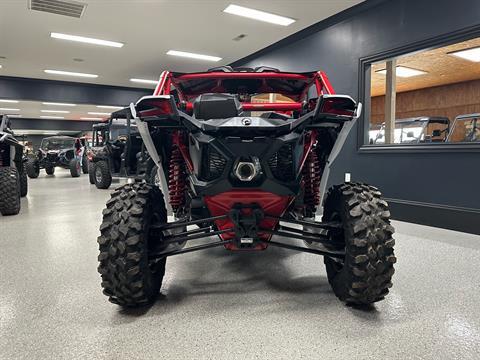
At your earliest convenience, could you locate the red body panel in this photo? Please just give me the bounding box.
[204,191,294,250]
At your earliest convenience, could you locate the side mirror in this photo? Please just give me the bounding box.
[432,129,442,137]
[406,131,415,138]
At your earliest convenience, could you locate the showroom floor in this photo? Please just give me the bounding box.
[1,169,479,360]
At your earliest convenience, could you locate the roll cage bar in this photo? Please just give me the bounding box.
[151,69,336,113]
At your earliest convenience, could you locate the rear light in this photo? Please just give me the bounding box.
[135,95,178,119]
[317,95,357,117]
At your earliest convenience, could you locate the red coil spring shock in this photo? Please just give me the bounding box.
[168,144,186,214]
[302,149,321,217]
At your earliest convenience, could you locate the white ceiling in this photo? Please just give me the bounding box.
[0,0,363,89]
[1,100,119,121]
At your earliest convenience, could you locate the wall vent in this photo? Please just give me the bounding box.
[28,0,87,18]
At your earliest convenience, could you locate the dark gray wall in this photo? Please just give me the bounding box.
[0,76,151,106]
[233,0,480,234]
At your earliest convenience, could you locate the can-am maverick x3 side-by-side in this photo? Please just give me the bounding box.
[26,136,86,178]
[0,115,28,215]
[88,108,145,189]
[97,66,396,307]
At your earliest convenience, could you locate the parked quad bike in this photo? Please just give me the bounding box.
[97,66,396,308]
[26,136,86,179]
[0,115,27,216]
[88,109,147,189]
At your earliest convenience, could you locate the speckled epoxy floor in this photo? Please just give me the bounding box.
[1,168,479,360]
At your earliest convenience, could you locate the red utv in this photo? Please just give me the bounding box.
[97,66,396,307]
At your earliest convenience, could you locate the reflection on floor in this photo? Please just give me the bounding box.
[1,168,479,359]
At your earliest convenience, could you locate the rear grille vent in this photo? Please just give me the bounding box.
[268,143,295,181]
[200,146,227,181]
[28,0,87,18]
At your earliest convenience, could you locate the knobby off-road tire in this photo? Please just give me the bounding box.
[45,165,55,175]
[20,168,28,197]
[94,161,112,189]
[88,161,95,184]
[0,167,21,216]
[97,182,168,307]
[323,182,396,305]
[26,158,39,178]
[82,156,89,174]
[69,159,81,178]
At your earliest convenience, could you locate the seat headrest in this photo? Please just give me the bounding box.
[193,93,242,120]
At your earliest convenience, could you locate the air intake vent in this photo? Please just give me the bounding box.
[28,0,87,18]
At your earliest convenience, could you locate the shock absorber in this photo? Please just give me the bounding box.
[168,138,187,214]
[302,149,321,218]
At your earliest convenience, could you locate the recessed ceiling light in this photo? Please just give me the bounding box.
[40,116,64,119]
[42,102,76,107]
[50,32,124,48]
[0,107,20,111]
[0,99,19,103]
[130,78,158,85]
[449,46,480,62]
[41,110,70,114]
[0,65,2,68]
[96,105,123,109]
[223,4,295,26]
[376,66,427,78]
[166,50,222,62]
[88,112,110,115]
[81,117,103,120]
[44,69,98,78]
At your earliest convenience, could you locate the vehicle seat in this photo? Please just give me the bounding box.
[193,93,242,120]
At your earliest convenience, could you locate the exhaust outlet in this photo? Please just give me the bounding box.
[235,161,257,182]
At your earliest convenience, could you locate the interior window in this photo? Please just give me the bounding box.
[366,36,480,145]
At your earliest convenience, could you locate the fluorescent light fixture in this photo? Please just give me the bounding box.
[88,112,110,115]
[42,102,76,107]
[166,50,222,62]
[449,46,480,62]
[0,107,20,111]
[96,105,123,109]
[44,69,98,78]
[81,117,103,120]
[130,78,158,85]
[0,99,19,103]
[223,4,295,26]
[41,110,70,114]
[376,66,427,78]
[51,32,124,48]
[40,116,64,119]
[8,114,22,117]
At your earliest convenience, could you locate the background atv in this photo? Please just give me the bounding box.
[26,136,86,178]
[97,66,396,308]
[88,108,146,189]
[0,115,27,216]
[447,113,480,143]
[371,116,450,144]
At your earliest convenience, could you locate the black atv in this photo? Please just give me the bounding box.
[26,136,87,178]
[0,115,27,216]
[88,108,146,189]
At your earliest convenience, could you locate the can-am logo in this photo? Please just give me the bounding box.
[242,118,252,126]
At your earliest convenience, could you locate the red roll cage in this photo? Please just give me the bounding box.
[151,70,336,113]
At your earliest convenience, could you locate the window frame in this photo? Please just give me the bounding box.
[357,24,480,154]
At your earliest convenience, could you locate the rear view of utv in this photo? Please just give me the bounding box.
[0,115,28,216]
[88,108,144,189]
[97,67,396,308]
